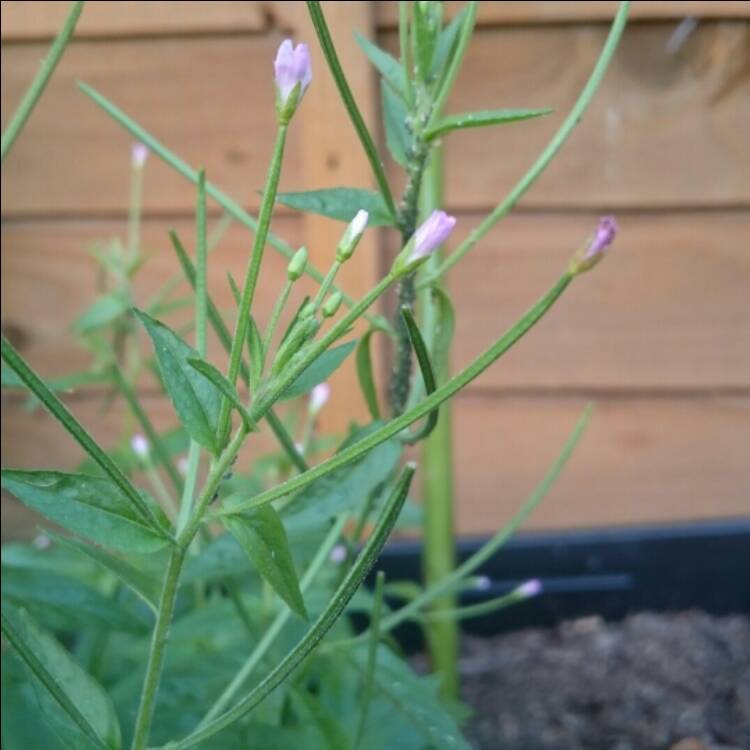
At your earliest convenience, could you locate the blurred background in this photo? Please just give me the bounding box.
[2,1,749,540]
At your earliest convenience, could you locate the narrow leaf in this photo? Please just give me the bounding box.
[400,307,439,444]
[275,188,395,227]
[354,32,406,97]
[73,293,129,334]
[1,470,170,555]
[430,286,455,373]
[247,316,265,390]
[424,107,553,141]
[187,358,256,432]
[0,336,162,530]
[135,309,221,454]
[47,531,160,611]
[431,7,467,78]
[1,606,120,750]
[381,81,410,168]
[280,340,357,401]
[224,507,307,620]
[355,330,381,420]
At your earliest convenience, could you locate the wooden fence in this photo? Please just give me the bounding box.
[2,1,749,540]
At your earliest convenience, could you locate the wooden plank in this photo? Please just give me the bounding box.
[381,21,750,209]
[0,1,270,39]
[377,2,750,26]
[1,35,305,216]
[1,217,308,380]
[451,393,750,534]
[385,211,750,390]
[289,2,381,431]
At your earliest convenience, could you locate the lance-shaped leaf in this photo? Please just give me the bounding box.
[47,531,161,611]
[73,293,129,334]
[424,107,553,141]
[429,287,456,374]
[1,606,121,750]
[431,6,467,79]
[1,470,170,555]
[355,330,382,421]
[1,336,162,530]
[280,340,357,401]
[224,506,307,620]
[187,358,256,432]
[400,307,439,444]
[135,309,221,454]
[275,188,395,227]
[354,32,406,97]
[381,81,410,168]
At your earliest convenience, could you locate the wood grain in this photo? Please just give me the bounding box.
[451,393,750,534]
[1,35,306,216]
[385,211,750,390]
[382,21,750,209]
[377,2,750,26]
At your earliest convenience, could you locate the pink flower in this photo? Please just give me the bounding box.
[309,382,331,413]
[274,39,312,108]
[515,579,543,599]
[583,216,618,262]
[131,142,149,169]
[131,434,150,459]
[409,210,457,262]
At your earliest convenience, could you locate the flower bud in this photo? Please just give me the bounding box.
[131,434,150,459]
[287,246,308,281]
[131,142,149,169]
[515,579,543,599]
[321,291,343,318]
[569,216,618,275]
[274,39,312,123]
[329,544,347,564]
[310,382,331,413]
[299,300,317,319]
[391,210,457,276]
[336,210,369,263]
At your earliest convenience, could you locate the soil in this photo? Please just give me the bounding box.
[456,611,750,750]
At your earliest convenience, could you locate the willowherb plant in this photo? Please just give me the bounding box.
[1,2,629,748]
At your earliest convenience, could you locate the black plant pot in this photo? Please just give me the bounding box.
[373,518,750,651]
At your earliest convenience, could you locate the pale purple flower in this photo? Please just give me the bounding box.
[131,142,149,169]
[309,382,331,413]
[329,545,347,564]
[294,442,305,456]
[274,39,312,107]
[583,215,618,262]
[409,210,457,262]
[515,579,543,599]
[33,533,52,550]
[177,456,189,475]
[474,575,492,591]
[131,433,150,459]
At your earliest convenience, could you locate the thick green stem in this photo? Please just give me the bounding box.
[217,124,288,446]
[1,1,85,162]
[427,1,631,281]
[418,146,458,698]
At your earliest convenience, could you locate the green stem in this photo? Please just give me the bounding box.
[427,1,631,281]
[217,124,288,446]
[130,547,186,750]
[398,1,414,106]
[1,1,85,162]
[306,1,397,221]
[312,261,341,311]
[78,83,386,330]
[263,279,293,355]
[221,272,574,517]
[418,146,458,699]
[198,514,348,725]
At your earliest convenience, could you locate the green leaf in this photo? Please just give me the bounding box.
[275,188,395,227]
[431,6,467,79]
[400,307,439,444]
[355,330,382,420]
[1,470,170,555]
[224,507,307,620]
[1,606,121,750]
[1,336,163,530]
[74,293,129,334]
[47,531,160,611]
[354,33,406,97]
[412,0,442,81]
[381,81,410,168]
[135,309,221,454]
[247,315,265,390]
[187,358,256,432]
[281,425,402,536]
[429,286,455,374]
[280,340,357,401]
[424,107,553,141]
[2,564,146,633]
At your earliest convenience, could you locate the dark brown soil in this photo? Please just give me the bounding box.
[458,611,750,750]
